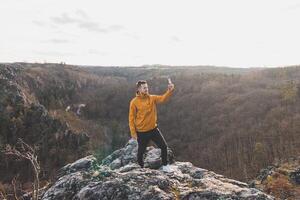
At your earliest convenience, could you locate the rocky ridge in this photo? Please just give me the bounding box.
[41,139,274,200]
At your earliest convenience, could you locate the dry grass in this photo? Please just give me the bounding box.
[170,185,181,200]
[265,173,295,199]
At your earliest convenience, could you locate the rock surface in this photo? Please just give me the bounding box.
[42,139,274,200]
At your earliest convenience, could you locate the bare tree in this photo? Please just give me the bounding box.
[4,138,40,200]
[12,174,20,200]
[0,190,6,200]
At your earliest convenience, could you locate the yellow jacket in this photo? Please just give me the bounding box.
[129,88,174,139]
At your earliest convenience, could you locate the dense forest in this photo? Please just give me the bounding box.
[1,63,299,196]
[84,64,300,182]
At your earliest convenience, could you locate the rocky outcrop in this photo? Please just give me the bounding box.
[41,139,274,200]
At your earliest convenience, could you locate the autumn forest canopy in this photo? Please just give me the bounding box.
[1,63,300,186]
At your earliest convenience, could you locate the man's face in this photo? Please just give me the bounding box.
[138,83,149,94]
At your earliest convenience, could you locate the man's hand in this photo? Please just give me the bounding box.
[168,83,175,91]
[130,135,137,141]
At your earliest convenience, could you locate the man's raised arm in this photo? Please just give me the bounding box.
[152,85,175,104]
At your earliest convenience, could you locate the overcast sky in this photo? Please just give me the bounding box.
[0,0,299,67]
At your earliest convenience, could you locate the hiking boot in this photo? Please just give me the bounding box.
[160,164,176,173]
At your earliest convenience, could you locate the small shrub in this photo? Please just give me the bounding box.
[265,173,294,199]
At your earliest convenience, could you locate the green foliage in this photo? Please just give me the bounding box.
[93,146,110,164]
[110,120,126,151]
[91,159,101,171]
[0,135,4,151]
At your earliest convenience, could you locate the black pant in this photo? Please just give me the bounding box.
[137,127,168,168]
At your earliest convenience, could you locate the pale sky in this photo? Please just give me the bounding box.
[1,0,300,67]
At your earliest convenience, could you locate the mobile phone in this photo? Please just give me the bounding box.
[168,77,172,84]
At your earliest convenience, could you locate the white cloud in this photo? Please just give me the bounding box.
[0,0,300,67]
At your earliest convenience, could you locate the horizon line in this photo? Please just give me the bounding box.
[2,61,300,69]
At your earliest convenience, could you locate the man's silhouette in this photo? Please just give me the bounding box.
[129,79,175,170]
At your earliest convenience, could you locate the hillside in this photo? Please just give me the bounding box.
[0,64,90,185]
[84,63,300,182]
[1,62,300,198]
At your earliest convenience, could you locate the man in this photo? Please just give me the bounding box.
[128,79,175,172]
